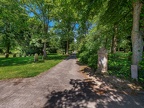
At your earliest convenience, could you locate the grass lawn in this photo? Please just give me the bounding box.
[0,54,67,80]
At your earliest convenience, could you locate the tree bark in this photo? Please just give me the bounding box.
[6,42,10,54]
[111,24,118,54]
[43,42,47,59]
[66,39,69,55]
[5,34,10,54]
[43,23,48,59]
[131,1,143,65]
[104,37,108,48]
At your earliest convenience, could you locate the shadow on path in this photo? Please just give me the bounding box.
[44,79,144,108]
[43,54,144,108]
[78,63,144,94]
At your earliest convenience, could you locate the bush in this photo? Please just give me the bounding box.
[79,51,89,64]
[0,49,3,53]
[48,47,57,53]
[108,52,131,79]
[139,59,144,84]
[78,49,98,70]
[88,54,97,69]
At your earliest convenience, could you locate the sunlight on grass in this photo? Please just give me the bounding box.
[0,54,67,80]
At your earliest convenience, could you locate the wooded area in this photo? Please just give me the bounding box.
[0,0,144,83]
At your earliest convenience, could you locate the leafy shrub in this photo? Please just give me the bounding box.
[79,51,89,64]
[48,47,58,53]
[0,49,3,53]
[139,58,144,84]
[88,54,97,69]
[108,52,131,79]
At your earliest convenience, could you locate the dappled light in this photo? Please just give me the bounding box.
[44,79,144,108]
[79,64,143,95]
[0,53,144,108]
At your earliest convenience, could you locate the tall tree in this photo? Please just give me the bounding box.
[97,0,144,65]
[53,0,76,54]
[0,0,27,54]
[111,24,118,53]
[22,0,54,58]
[131,0,143,65]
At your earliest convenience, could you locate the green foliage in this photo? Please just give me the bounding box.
[79,51,133,80]
[87,54,98,69]
[78,50,98,70]
[0,0,27,53]
[139,56,144,84]
[108,52,131,79]
[79,51,89,64]
[78,35,98,69]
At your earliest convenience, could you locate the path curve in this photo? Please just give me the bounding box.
[0,54,84,108]
[0,54,144,108]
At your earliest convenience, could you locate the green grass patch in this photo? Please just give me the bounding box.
[0,54,67,80]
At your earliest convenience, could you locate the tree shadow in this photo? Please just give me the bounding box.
[82,66,144,92]
[44,79,144,108]
[76,61,96,77]
[0,57,34,67]
[76,60,144,91]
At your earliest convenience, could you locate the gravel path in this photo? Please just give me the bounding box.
[0,54,144,108]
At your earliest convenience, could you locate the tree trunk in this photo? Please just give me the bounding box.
[111,24,118,54]
[66,39,69,55]
[131,1,143,65]
[5,38,10,58]
[6,43,10,54]
[43,22,48,59]
[104,37,108,48]
[43,42,47,59]
[5,36,10,54]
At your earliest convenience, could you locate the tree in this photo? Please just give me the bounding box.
[22,0,55,58]
[131,0,143,65]
[53,0,77,54]
[93,0,144,65]
[0,0,27,54]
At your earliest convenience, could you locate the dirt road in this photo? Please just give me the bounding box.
[0,54,144,108]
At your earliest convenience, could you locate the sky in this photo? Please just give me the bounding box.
[29,12,79,29]
[29,12,55,27]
